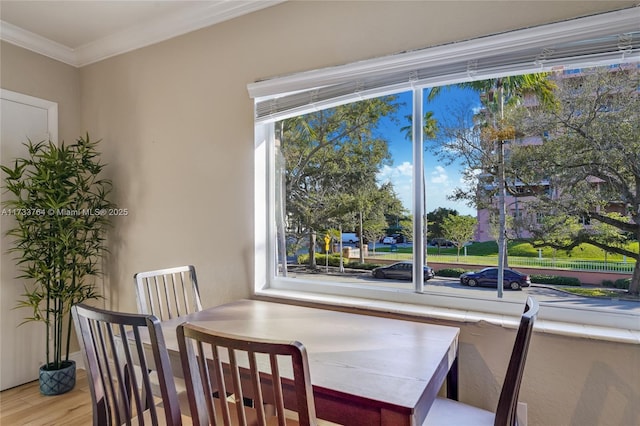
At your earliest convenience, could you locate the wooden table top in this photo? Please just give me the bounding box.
[160,299,459,425]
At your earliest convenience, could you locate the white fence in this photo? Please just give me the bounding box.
[424,254,634,274]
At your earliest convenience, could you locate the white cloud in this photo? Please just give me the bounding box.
[377,162,476,216]
[378,161,413,182]
[396,161,413,177]
[426,165,475,216]
[377,162,413,209]
[430,165,449,184]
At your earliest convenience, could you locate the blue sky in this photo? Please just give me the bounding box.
[376,87,480,216]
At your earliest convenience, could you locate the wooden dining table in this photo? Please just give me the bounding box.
[158,299,460,426]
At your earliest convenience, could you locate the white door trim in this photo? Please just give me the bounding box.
[0,90,58,390]
[0,89,57,143]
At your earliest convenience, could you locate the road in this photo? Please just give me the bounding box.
[285,268,640,316]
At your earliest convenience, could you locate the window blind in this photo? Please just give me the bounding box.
[248,7,639,122]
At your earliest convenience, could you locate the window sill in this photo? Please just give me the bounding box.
[254,287,640,345]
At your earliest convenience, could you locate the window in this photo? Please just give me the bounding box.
[274,91,415,288]
[250,8,639,329]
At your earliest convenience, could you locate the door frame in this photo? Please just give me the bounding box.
[0,89,58,144]
[0,89,58,390]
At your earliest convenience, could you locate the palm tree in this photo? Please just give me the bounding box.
[401,110,439,141]
[429,74,555,297]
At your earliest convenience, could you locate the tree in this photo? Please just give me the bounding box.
[428,73,555,296]
[400,110,439,141]
[509,65,640,294]
[362,218,387,256]
[342,184,380,263]
[487,211,516,267]
[398,217,413,243]
[428,99,488,206]
[442,215,477,261]
[427,207,458,240]
[378,182,407,228]
[279,97,400,268]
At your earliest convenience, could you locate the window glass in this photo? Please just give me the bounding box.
[266,62,638,318]
[274,92,415,290]
[254,9,640,328]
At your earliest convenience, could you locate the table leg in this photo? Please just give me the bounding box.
[446,356,458,401]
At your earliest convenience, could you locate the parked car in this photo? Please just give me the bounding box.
[341,232,359,244]
[459,267,531,290]
[382,236,396,244]
[430,238,454,247]
[391,233,407,243]
[372,262,435,281]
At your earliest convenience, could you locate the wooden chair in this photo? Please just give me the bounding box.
[72,303,188,426]
[424,296,539,426]
[134,265,203,321]
[177,322,317,426]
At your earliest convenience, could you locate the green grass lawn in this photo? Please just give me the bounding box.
[462,240,637,260]
[559,287,634,298]
[374,240,638,262]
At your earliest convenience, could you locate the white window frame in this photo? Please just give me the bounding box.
[250,8,640,332]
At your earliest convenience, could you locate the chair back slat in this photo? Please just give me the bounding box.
[247,351,267,425]
[134,265,202,321]
[227,347,248,425]
[494,296,539,426]
[153,276,167,320]
[177,322,317,426]
[113,323,136,424]
[72,304,183,426]
[94,320,127,425]
[129,326,158,422]
[269,353,287,426]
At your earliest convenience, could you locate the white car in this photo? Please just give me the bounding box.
[341,233,359,244]
[382,236,396,244]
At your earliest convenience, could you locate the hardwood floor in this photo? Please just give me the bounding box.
[1,369,339,425]
[0,369,93,426]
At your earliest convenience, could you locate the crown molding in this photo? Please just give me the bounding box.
[0,20,77,66]
[1,1,285,68]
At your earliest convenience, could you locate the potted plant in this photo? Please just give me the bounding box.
[1,134,114,395]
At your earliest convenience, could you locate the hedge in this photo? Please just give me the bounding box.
[298,253,344,267]
[603,278,631,290]
[436,268,470,278]
[530,274,581,286]
[297,254,380,271]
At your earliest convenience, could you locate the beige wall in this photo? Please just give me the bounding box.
[458,319,638,426]
[2,1,638,424]
[79,0,639,313]
[0,41,81,142]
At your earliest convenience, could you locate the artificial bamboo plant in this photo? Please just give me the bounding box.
[1,134,114,371]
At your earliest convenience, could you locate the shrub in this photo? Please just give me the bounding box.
[436,268,469,278]
[613,278,630,289]
[347,262,379,270]
[601,280,615,288]
[530,274,581,286]
[298,253,345,267]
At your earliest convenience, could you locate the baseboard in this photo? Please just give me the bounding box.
[69,351,84,370]
[517,402,528,426]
